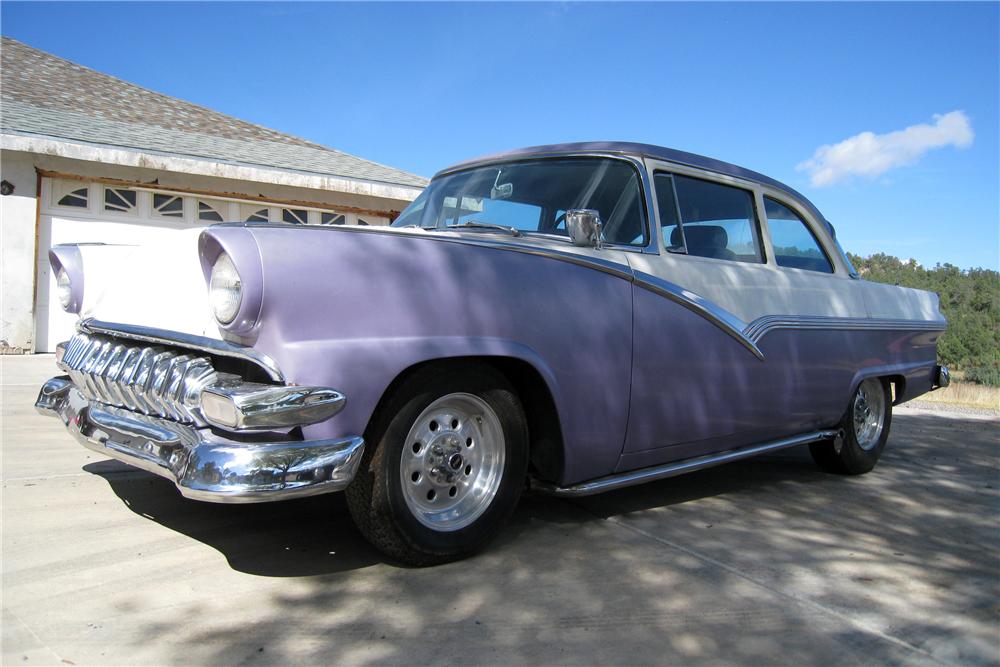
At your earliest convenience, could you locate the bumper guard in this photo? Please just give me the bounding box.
[36,376,365,503]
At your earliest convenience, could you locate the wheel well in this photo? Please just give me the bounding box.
[886,374,906,405]
[365,356,565,483]
[855,374,904,405]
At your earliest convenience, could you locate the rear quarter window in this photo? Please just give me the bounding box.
[764,197,834,273]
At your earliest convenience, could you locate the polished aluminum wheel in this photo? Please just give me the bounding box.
[853,378,886,451]
[399,392,505,531]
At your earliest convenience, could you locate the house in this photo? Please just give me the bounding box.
[0,37,427,353]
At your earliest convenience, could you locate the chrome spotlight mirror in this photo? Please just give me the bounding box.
[566,209,603,249]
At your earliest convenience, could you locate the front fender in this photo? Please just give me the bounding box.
[205,225,635,485]
[285,336,561,439]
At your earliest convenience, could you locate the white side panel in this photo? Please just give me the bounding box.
[627,252,868,324]
[858,280,944,322]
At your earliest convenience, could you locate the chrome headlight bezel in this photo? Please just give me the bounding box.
[209,252,243,325]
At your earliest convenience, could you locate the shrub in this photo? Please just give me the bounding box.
[849,253,999,386]
[964,365,1000,387]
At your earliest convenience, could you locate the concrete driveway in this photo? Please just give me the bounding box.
[3,354,998,666]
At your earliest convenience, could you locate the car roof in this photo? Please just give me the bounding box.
[436,141,830,228]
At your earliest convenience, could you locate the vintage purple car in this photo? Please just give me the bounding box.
[37,142,949,564]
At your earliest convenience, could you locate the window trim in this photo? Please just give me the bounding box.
[650,167,766,265]
[52,181,91,211]
[645,159,852,276]
[151,192,185,220]
[102,186,139,216]
[652,172,688,255]
[197,199,227,223]
[281,208,309,225]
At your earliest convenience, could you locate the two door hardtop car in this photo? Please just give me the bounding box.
[37,142,949,565]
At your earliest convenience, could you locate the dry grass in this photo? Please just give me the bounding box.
[916,381,1000,411]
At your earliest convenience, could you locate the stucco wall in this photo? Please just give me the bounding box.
[0,150,38,352]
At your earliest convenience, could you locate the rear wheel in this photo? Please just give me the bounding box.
[810,377,892,475]
[346,363,529,566]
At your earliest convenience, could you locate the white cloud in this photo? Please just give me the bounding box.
[797,111,974,187]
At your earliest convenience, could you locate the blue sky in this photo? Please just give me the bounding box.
[3,2,997,269]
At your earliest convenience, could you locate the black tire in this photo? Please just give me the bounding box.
[346,362,529,566]
[810,377,892,475]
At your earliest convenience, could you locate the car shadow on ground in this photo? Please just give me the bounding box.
[83,459,385,575]
[83,442,831,577]
[72,410,998,665]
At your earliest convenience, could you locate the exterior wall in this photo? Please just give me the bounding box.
[0,150,38,352]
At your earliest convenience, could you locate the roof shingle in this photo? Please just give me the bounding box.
[0,37,427,188]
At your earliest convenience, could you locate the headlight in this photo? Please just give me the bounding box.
[210,253,242,324]
[56,268,73,310]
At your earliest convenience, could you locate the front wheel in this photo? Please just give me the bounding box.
[346,363,529,566]
[810,377,892,475]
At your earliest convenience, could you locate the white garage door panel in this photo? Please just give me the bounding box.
[36,213,191,352]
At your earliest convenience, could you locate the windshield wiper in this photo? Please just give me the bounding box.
[444,221,521,237]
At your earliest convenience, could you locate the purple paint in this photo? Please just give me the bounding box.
[201,224,943,486]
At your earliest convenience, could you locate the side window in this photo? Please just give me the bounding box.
[669,175,762,263]
[764,197,834,273]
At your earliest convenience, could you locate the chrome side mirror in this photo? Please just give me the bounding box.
[566,209,603,249]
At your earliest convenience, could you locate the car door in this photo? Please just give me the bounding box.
[620,161,867,471]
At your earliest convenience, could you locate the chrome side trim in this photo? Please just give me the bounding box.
[79,318,284,382]
[200,382,347,430]
[535,430,838,497]
[36,377,365,504]
[631,270,763,360]
[743,315,947,344]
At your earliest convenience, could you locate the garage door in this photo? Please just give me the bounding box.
[36,178,384,351]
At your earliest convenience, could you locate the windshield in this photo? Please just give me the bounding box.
[392,157,648,246]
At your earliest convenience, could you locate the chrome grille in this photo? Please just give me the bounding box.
[58,332,219,425]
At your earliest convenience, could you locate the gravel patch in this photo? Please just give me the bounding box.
[901,399,1000,418]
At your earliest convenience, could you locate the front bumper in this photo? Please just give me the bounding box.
[36,376,365,503]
